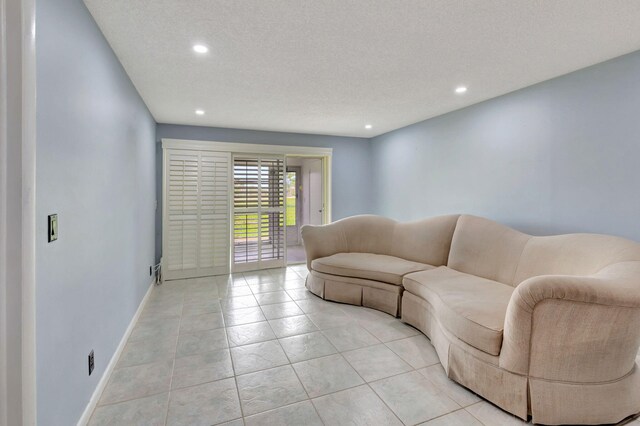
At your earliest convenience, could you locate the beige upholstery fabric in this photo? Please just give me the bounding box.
[311,253,433,285]
[529,369,640,425]
[404,267,513,355]
[448,215,640,287]
[448,345,528,420]
[306,271,402,316]
[301,214,460,270]
[400,289,501,369]
[301,213,640,425]
[513,233,640,284]
[311,270,403,294]
[448,215,531,286]
[501,261,640,378]
[402,292,528,420]
[305,271,325,298]
[390,215,459,265]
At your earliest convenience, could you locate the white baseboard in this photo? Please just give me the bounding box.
[76,279,156,426]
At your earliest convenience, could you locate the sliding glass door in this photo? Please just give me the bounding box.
[232,155,286,272]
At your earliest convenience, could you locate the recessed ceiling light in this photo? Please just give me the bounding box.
[455,86,467,94]
[193,44,208,54]
[365,124,372,129]
[195,109,205,115]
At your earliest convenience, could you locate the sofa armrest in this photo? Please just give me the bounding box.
[300,222,348,271]
[500,262,640,382]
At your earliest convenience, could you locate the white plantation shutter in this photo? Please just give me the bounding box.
[163,149,231,280]
[198,153,231,270]
[258,157,285,262]
[233,155,285,271]
[233,158,260,264]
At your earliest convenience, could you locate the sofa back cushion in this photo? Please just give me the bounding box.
[448,215,640,286]
[336,214,459,267]
[513,234,640,284]
[448,215,531,286]
[337,215,396,255]
[390,215,459,266]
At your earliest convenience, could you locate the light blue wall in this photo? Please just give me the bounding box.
[32,3,640,421]
[155,124,373,261]
[35,0,156,424]
[371,50,640,242]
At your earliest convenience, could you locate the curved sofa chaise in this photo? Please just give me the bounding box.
[301,214,640,425]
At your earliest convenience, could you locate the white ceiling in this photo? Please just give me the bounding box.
[84,0,640,138]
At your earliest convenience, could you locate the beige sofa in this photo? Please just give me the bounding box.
[301,214,640,425]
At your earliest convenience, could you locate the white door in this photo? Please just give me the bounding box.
[308,159,323,225]
[286,167,301,245]
[163,149,231,280]
[233,155,286,272]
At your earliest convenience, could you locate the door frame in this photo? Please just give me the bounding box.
[0,0,37,424]
[161,139,332,273]
[305,158,324,226]
[284,154,331,225]
[285,166,302,246]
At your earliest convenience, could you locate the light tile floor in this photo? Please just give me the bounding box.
[89,265,640,426]
[286,245,306,265]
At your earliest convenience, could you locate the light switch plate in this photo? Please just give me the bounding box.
[48,214,58,242]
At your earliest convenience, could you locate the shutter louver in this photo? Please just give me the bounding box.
[163,149,231,280]
[233,155,286,271]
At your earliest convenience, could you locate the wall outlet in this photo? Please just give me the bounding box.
[88,350,94,376]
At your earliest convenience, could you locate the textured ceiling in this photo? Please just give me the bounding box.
[84,0,640,137]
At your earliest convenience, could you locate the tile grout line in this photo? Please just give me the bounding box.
[96,268,512,425]
[100,324,337,410]
[89,285,185,420]
[339,345,463,425]
[95,284,230,410]
[163,289,186,426]
[367,369,463,425]
[272,270,330,426]
[244,399,326,425]
[364,381,406,425]
[420,406,470,425]
[311,351,369,398]
[222,299,247,422]
[208,349,244,426]
[92,389,170,414]
[233,274,318,422]
[88,285,182,422]
[465,402,496,426]
[286,344,326,425]
[301,273,469,420]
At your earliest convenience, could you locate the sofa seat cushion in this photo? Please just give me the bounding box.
[311,253,433,285]
[403,266,514,355]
